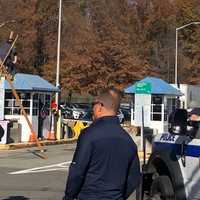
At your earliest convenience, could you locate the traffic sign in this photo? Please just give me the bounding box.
[135,82,151,94]
[135,94,151,127]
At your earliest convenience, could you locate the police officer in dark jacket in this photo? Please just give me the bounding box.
[63,89,141,200]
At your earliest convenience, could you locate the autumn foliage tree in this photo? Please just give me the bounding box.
[0,0,200,96]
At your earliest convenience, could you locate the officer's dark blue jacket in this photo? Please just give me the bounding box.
[64,116,141,200]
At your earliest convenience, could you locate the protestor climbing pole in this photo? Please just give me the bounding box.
[0,34,47,159]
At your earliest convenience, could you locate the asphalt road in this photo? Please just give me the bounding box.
[0,144,137,200]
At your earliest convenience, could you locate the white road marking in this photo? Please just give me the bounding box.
[9,161,71,175]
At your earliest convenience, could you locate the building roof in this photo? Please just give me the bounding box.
[3,73,59,92]
[124,76,182,96]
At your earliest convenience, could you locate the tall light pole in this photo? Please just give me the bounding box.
[55,0,62,141]
[175,21,200,86]
[56,0,62,105]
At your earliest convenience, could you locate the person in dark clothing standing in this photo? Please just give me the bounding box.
[0,31,17,76]
[63,88,141,200]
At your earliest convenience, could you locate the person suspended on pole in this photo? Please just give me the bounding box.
[0,31,18,78]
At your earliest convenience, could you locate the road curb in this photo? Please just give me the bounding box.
[0,138,77,150]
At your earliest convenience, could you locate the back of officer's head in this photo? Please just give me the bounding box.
[98,90,119,113]
[92,89,120,120]
[107,86,122,111]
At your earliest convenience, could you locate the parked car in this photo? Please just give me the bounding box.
[60,104,73,119]
[81,108,93,121]
[117,109,125,123]
[120,106,131,121]
[74,103,92,121]
[61,103,127,123]
[61,103,91,120]
[73,103,91,119]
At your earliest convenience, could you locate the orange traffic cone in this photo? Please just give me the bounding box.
[47,114,56,140]
[29,132,37,142]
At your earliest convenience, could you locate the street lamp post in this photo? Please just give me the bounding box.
[175,22,200,86]
[56,0,62,141]
[56,0,62,105]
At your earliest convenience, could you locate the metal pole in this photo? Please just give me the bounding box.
[140,106,144,152]
[175,22,200,86]
[141,106,146,165]
[56,0,62,105]
[175,29,178,87]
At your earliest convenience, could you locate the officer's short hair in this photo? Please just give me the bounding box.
[94,88,121,113]
[107,86,122,110]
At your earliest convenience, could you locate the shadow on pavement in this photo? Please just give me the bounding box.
[2,196,30,200]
